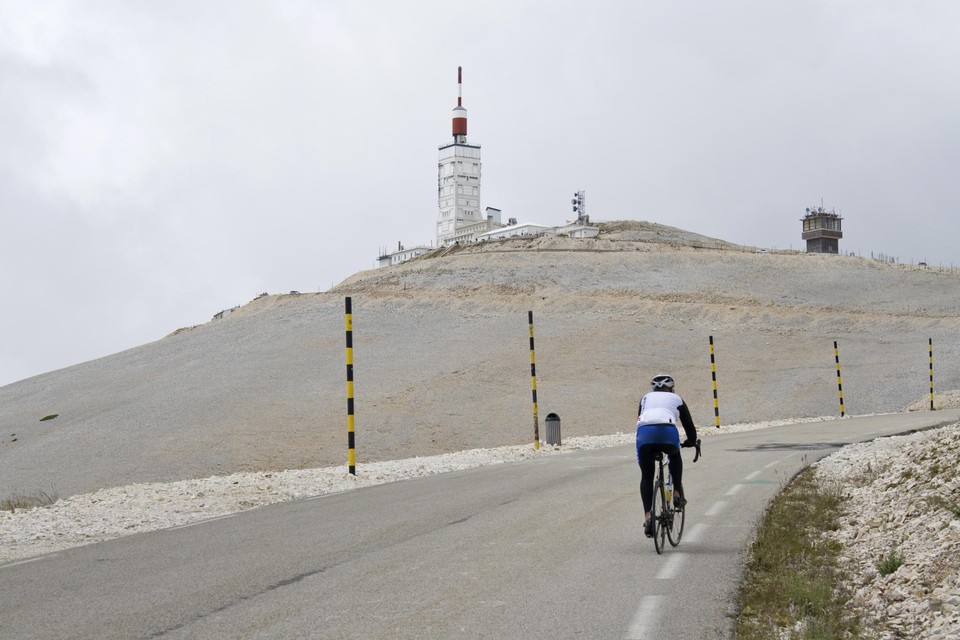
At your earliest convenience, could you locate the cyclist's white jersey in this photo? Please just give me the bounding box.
[637,391,685,427]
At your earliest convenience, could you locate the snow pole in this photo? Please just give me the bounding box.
[834,340,845,417]
[345,297,356,475]
[709,336,721,428]
[929,338,935,411]
[528,311,540,450]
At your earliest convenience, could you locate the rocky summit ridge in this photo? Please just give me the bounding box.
[1,220,958,499]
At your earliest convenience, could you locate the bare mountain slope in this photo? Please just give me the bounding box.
[2,221,958,499]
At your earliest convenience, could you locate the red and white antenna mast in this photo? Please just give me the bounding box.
[452,66,467,141]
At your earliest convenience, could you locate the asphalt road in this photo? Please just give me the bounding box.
[2,410,958,640]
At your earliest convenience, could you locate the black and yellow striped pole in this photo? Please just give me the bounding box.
[929,338,935,411]
[345,297,356,475]
[833,340,845,417]
[709,336,721,428]
[528,311,540,450]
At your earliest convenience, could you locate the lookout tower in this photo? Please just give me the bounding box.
[801,205,843,254]
[436,67,483,246]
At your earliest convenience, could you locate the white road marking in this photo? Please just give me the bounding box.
[745,470,762,480]
[765,453,799,469]
[0,554,58,570]
[166,513,237,531]
[705,501,727,516]
[725,484,744,496]
[656,553,687,579]
[625,595,666,639]
[684,523,708,543]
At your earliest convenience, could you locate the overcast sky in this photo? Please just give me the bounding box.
[2,1,959,386]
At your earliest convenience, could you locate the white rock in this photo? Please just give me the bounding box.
[889,588,909,602]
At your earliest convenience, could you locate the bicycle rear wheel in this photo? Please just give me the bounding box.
[667,491,685,546]
[652,473,667,554]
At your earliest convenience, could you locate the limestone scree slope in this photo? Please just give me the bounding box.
[1,221,958,499]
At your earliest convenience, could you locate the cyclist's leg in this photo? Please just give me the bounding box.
[666,447,686,506]
[637,444,656,516]
[636,427,662,518]
[638,425,679,537]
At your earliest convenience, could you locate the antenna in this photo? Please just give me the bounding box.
[451,66,468,139]
[572,191,587,224]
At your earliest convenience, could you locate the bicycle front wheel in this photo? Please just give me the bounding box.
[652,477,667,554]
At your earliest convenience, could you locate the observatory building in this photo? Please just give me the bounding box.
[801,205,843,254]
[375,67,596,269]
[436,67,502,246]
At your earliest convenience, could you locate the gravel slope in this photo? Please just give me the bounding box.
[816,423,960,638]
[2,220,959,500]
[2,220,959,638]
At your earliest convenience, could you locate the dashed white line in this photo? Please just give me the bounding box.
[625,595,666,639]
[656,553,686,579]
[765,453,799,469]
[684,523,708,544]
[725,484,744,496]
[745,470,762,480]
[705,501,728,516]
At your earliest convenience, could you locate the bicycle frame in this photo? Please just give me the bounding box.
[651,439,701,554]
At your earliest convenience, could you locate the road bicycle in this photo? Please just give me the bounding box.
[651,438,701,554]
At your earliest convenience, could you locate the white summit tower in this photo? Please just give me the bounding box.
[436,67,484,246]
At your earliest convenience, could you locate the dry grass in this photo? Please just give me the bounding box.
[0,490,58,512]
[735,468,867,640]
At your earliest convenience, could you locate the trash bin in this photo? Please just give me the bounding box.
[545,413,561,446]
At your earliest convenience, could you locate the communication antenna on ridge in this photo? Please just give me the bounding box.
[571,190,588,225]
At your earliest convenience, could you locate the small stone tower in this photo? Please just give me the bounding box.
[801,205,843,253]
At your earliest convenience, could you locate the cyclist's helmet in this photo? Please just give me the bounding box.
[650,374,675,391]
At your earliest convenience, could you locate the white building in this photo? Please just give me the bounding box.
[436,68,503,247]
[375,70,603,269]
[558,222,600,238]
[376,244,432,268]
[476,222,555,242]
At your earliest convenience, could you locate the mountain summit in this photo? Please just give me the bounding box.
[2,221,957,499]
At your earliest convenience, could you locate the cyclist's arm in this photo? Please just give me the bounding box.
[678,401,698,442]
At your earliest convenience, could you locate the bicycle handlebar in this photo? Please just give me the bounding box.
[682,438,702,462]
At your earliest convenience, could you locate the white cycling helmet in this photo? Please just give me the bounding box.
[651,374,675,390]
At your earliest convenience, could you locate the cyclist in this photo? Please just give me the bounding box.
[636,373,698,538]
